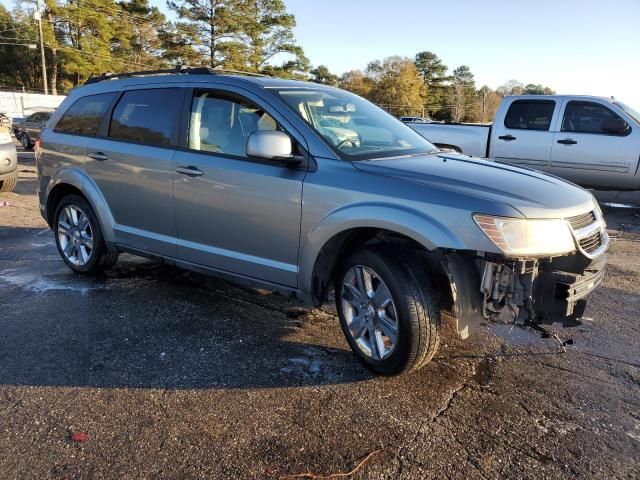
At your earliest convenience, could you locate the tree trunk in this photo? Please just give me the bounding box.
[50,48,58,95]
[46,12,57,94]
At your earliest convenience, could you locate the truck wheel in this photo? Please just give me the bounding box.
[0,176,17,192]
[335,247,441,375]
[53,194,118,274]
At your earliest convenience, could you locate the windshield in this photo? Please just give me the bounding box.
[614,101,640,124]
[273,88,437,160]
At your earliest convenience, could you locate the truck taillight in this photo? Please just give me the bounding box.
[34,138,42,151]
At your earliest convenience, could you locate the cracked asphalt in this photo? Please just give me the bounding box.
[1,147,639,479]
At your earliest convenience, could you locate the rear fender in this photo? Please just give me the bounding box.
[45,167,116,244]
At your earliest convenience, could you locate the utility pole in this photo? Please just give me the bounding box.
[34,0,48,95]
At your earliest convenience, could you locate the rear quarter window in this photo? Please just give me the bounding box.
[504,100,555,131]
[54,93,116,136]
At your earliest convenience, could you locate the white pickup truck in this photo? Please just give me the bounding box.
[409,95,640,190]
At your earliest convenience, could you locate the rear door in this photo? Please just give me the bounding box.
[490,99,557,171]
[550,100,636,189]
[85,87,185,257]
[171,86,307,287]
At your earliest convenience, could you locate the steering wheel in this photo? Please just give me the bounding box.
[336,136,361,150]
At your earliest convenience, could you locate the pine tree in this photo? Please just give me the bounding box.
[167,0,244,68]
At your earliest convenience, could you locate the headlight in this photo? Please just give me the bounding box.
[474,214,575,256]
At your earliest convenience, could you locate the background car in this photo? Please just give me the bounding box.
[399,116,432,123]
[0,125,17,192]
[13,109,52,150]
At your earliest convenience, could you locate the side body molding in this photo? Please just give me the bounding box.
[297,202,466,295]
[45,167,117,245]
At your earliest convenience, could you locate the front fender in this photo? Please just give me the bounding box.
[298,202,466,295]
[45,167,116,244]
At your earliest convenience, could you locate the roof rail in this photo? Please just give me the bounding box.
[84,65,268,85]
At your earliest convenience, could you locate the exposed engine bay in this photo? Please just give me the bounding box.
[441,251,606,339]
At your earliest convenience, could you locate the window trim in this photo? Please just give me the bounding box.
[176,87,310,170]
[503,99,556,132]
[560,100,632,137]
[102,87,186,149]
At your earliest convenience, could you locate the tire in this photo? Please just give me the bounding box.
[0,176,17,192]
[53,194,118,274]
[20,133,32,150]
[335,247,441,375]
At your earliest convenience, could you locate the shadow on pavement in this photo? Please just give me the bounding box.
[0,227,373,390]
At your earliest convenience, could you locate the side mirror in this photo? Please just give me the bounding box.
[602,118,629,135]
[246,130,302,166]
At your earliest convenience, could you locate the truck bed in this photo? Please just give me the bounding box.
[409,122,492,158]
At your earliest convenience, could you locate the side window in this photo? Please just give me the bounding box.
[504,100,555,131]
[109,89,182,147]
[188,91,279,157]
[55,93,116,136]
[562,101,629,135]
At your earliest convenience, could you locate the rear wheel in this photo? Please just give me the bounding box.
[335,247,441,375]
[0,176,17,192]
[53,194,118,274]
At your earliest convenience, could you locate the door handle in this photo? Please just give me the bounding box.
[175,166,204,177]
[557,138,578,145]
[498,134,516,141]
[87,151,108,161]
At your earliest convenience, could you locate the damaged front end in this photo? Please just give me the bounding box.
[442,209,609,339]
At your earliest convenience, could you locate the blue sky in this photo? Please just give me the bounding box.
[4,0,639,107]
[278,0,640,107]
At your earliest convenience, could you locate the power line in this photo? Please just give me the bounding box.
[0,25,35,34]
[0,42,36,47]
[51,43,156,69]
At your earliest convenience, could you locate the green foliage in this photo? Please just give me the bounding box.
[0,0,306,92]
[447,65,476,121]
[167,0,243,67]
[0,4,556,114]
[414,50,449,85]
[239,0,308,74]
[524,83,555,95]
[310,65,338,86]
[0,5,41,90]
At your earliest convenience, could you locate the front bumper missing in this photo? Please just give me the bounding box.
[442,251,606,338]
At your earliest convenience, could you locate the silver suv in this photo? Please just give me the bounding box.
[37,67,608,375]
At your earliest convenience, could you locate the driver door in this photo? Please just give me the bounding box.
[172,87,308,287]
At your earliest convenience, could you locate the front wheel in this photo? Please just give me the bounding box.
[0,176,17,192]
[53,194,118,274]
[335,247,441,375]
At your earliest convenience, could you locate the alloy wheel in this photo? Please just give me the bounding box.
[340,265,399,360]
[57,205,94,266]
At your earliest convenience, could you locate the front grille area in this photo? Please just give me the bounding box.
[579,231,602,253]
[567,211,596,230]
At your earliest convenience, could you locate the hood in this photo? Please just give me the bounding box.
[353,152,596,218]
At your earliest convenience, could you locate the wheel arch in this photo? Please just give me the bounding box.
[45,168,116,245]
[299,204,465,305]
